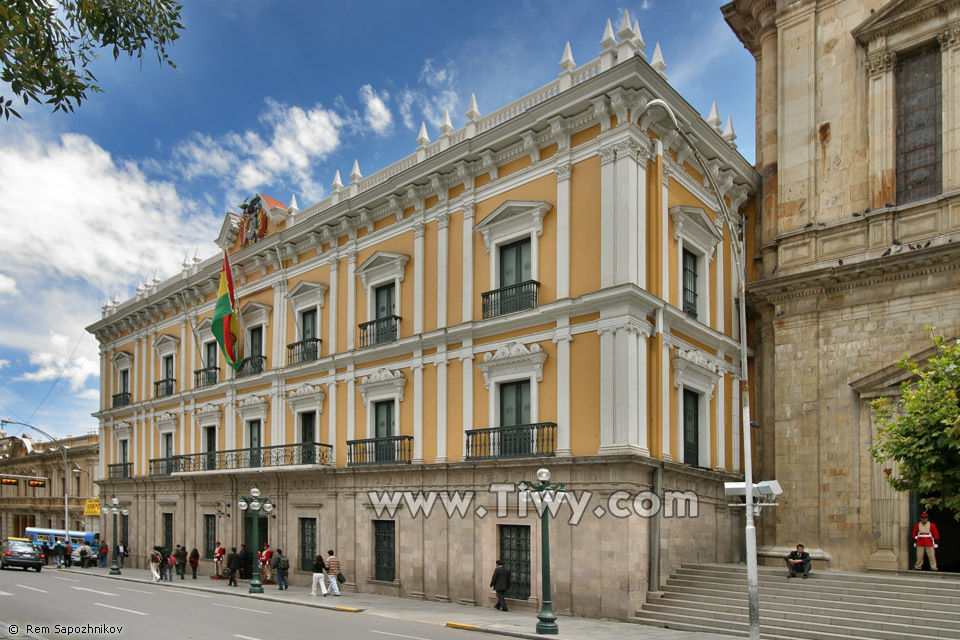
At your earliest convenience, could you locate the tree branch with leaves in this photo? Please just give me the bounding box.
[0,0,183,120]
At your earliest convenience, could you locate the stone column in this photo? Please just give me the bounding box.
[346,367,356,441]
[554,322,572,456]
[599,146,617,287]
[555,159,572,299]
[327,378,338,465]
[599,322,649,455]
[939,28,960,191]
[462,203,475,323]
[437,211,450,328]
[413,353,424,463]
[435,346,448,463]
[460,343,474,459]
[414,220,425,334]
[866,49,897,209]
[346,250,357,351]
[614,140,644,287]
[327,255,339,354]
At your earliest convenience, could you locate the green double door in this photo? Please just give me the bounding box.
[242,514,269,579]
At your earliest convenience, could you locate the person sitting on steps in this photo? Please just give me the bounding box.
[785,544,811,579]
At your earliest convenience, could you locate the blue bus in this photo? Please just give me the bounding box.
[23,528,100,562]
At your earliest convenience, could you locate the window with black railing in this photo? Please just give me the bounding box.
[465,423,557,460]
[112,392,131,408]
[149,456,178,476]
[176,442,332,472]
[358,315,400,348]
[108,462,133,479]
[154,378,175,397]
[682,248,699,319]
[481,280,540,319]
[287,338,321,365]
[194,367,219,387]
[237,355,266,378]
[347,435,413,466]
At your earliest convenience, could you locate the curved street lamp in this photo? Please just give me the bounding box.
[521,468,566,635]
[637,99,760,640]
[237,486,274,594]
[108,497,129,575]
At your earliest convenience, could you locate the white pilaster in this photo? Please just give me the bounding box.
[462,204,475,322]
[435,347,448,463]
[346,368,356,442]
[413,354,424,463]
[461,342,474,458]
[347,250,357,351]
[328,378,338,465]
[272,280,288,373]
[414,220,425,334]
[661,328,671,460]
[437,211,450,328]
[599,327,616,446]
[555,160,572,299]
[599,147,617,287]
[614,141,641,286]
[716,371,726,470]
[661,155,670,305]
[328,256,339,354]
[554,322,572,457]
[226,388,237,451]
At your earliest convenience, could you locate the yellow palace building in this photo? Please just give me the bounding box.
[91,12,759,619]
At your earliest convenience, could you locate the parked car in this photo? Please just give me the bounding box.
[1,539,44,571]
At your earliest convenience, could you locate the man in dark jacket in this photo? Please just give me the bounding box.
[490,559,511,611]
[237,544,249,579]
[785,544,811,579]
[174,544,187,579]
[226,547,240,586]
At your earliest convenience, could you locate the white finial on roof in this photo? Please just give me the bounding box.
[102,297,111,311]
[706,101,722,130]
[182,253,191,269]
[617,9,634,40]
[288,194,299,212]
[113,292,121,306]
[136,279,145,295]
[152,268,162,286]
[193,247,202,264]
[722,116,738,148]
[350,160,362,182]
[332,170,344,192]
[417,121,430,147]
[559,42,576,72]
[466,93,481,121]
[651,43,667,78]
[633,19,646,57]
[440,109,454,135]
[600,18,617,49]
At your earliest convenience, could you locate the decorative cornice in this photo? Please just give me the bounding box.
[475,341,547,389]
[866,50,897,77]
[354,251,410,292]
[112,421,132,441]
[672,347,720,397]
[357,368,406,405]
[285,383,326,414]
[555,162,572,182]
[473,200,551,252]
[154,411,178,434]
[194,403,222,428]
[236,395,268,422]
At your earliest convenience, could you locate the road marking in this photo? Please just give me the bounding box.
[235,635,263,640]
[213,602,270,614]
[0,591,12,596]
[161,588,211,597]
[95,603,148,616]
[117,586,152,594]
[446,623,479,631]
[17,585,47,593]
[71,586,117,596]
[333,606,364,612]
[370,632,434,640]
[53,576,79,582]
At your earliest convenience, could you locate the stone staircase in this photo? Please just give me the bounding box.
[633,563,960,640]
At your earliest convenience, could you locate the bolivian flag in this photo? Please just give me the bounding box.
[212,250,242,371]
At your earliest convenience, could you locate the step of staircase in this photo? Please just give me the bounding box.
[635,563,960,640]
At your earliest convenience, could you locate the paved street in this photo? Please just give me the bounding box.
[0,565,741,640]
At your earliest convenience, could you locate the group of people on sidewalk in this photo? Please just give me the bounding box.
[149,544,201,582]
[210,541,345,595]
[43,540,128,569]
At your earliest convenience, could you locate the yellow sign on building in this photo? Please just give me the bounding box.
[83,498,100,516]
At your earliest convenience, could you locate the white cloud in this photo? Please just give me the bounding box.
[396,59,459,132]
[0,274,17,296]
[15,332,98,392]
[641,0,653,10]
[0,359,9,370]
[360,85,393,135]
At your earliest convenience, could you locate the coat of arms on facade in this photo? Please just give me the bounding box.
[238,195,268,248]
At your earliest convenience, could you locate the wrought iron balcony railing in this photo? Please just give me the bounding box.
[237,355,267,378]
[481,280,540,319]
[194,366,220,388]
[347,435,413,466]
[464,422,557,460]
[176,442,332,472]
[154,378,175,397]
[112,392,131,408]
[358,315,400,348]
[287,338,321,365]
[149,456,178,476]
[108,462,133,479]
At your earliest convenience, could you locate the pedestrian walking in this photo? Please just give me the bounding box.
[274,549,289,590]
[325,550,341,596]
[214,542,225,577]
[174,544,187,579]
[226,547,240,587]
[64,542,73,568]
[79,543,90,568]
[149,547,162,582]
[118,541,127,569]
[237,544,249,580]
[490,559,511,612]
[54,541,64,569]
[310,554,328,596]
[189,548,200,579]
[161,547,174,581]
[99,542,109,567]
[41,542,50,566]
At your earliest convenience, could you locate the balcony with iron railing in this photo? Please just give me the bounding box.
[347,435,413,466]
[464,422,557,460]
[177,442,332,472]
[108,462,133,479]
[154,378,175,397]
[358,316,400,348]
[287,338,321,365]
[194,366,219,388]
[481,281,540,319]
[237,355,266,378]
[149,456,178,476]
[112,392,131,408]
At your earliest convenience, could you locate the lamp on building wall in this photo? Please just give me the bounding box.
[637,99,760,640]
[520,468,566,635]
[108,497,129,575]
[237,486,274,594]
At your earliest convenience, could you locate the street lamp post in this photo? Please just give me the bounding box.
[521,468,566,636]
[108,497,129,575]
[637,99,760,640]
[0,420,71,547]
[237,487,274,594]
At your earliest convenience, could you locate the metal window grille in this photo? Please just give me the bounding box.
[683,388,700,466]
[373,520,396,582]
[204,515,216,559]
[162,513,173,552]
[499,525,531,600]
[121,514,129,551]
[682,249,698,318]
[299,518,317,572]
[897,45,942,204]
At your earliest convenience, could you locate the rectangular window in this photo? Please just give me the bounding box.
[119,439,129,464]
[374,283,396,320]
[374,400,395,463]
[205,341,218,369]
[682,249,698,319]
[683,388,700,466]
[248,420,262,467]
[299,412,316,464]
[162,355,174,381]
[373,520,396,582]
[204,514,216,559]
[301,309,317,340]
[499,238,532,287]
[121,514,129,550]
[249,326,263,357]
[499,380,531,427]
[120,369,130,394]
[299,517,317,572]
[499,525,531,600]
[204,426,217,471]
[163,433,174,458]
[162,513,173,552]
[897,44,942,204]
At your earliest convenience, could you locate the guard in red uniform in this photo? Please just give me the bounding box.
[214,542,225,577]
[260,543,274,583]
[913,512,940,571]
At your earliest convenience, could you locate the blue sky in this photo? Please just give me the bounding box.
[0,1,755,440]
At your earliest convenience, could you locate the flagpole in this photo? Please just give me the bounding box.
[179,290,206,365]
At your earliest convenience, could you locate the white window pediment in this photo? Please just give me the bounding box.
[240,302,272,328]
[111,350,133,371]
[474,200,551,252]
[670,205,722,261]
[216,213,241,250]
[476,341,547,389]
[357,368,406,405]
[285,383,326,414]
[194,403,222,430]
[672,347,720,397]
[153,334,181,359]
[196,317,214,344]
[236,395,268,423]
[288,281,329,310]
[355,252,410,292]
[112,421,132,442]
[154,412,178,435]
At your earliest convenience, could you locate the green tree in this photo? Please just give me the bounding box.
[871,335,960,518]
[0,0,183,120]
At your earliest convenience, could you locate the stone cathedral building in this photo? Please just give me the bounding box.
[91,13,760,619]
[724,0,960,573]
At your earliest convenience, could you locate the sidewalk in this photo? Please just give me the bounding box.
[61,565,738,640]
